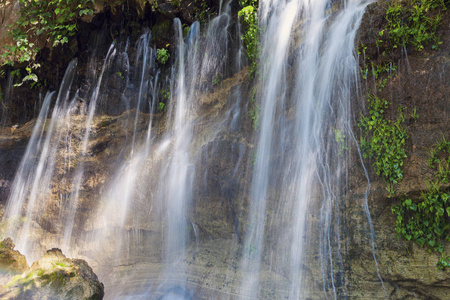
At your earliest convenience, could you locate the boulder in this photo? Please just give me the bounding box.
[0,248,104,300]
[0,238,29,274]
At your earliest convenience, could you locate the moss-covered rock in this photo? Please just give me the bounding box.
[0,238,29,274]
[0,248,104,300]
[151,17,173,48]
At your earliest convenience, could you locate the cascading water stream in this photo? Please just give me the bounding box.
[311,3,385,297]
[138,21,201,297]
[132,30,156,149]
[2,31,159,264]
[77,7,234,297]
[3,60,78,261]
[153,6,233,293]
[0,0,387,298]
[78,31,160,273]
[240,0,299,296]
[240,0,380,298]
[61,44,118,254]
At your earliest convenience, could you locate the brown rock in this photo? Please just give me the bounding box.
[0,248,104,300]
[0,237,29,274]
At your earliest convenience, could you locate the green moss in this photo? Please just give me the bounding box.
[151,19,172,46]
[3,269,42,289]
[4,274,23,288]
[38,269,71,290]
[55,262,72,268]
[50,271,69,288]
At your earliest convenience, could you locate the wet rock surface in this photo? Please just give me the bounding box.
[344,1,450,299]
[0,124,35,206]
[0,1,449,299]
[0,238,29,275]
[0,247,104,300]
[0,0,222,124]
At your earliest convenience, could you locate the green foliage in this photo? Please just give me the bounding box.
[359,94,409,194]
[238,0,260,77]
[357,42,367,56]
[437,256,450,270]
[2,0,94,85]
[428,137,450,182]
[194,0,212,22]
[411,107,419,121]
[156,48,170,65]
[159,88,170,100]
[158,88,169,112]
[370,62,397,91]
[183,24,190,38]
[358,43,369,79]
[360,65,369,80]
[212,73,222,86]
[381,0,446,51]
[392,184,449,252]
[249,104,260,130]
[392,137,450,265]
[248,86,259,130]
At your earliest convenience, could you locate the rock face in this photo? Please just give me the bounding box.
[0,0,222,124]
[0,124,31,207]
[0,1,20,65]
[0,0,449,299]
[0,248,104,300]
[342,1,450,298]
[0,238,29,274]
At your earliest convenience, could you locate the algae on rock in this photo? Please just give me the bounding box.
[0,248,104,300]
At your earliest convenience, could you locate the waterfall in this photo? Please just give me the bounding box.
[240,0,299,296]
[240,0,375,298]
[154,18,200,292]
[3,60,78,262]
[61,44,118,254]
[0,0,382,299]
